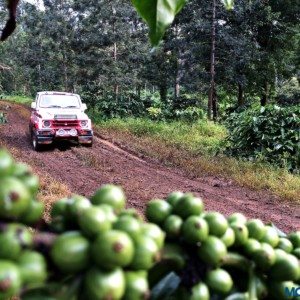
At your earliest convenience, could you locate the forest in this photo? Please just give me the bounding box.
[0,0,299,183]
[0,0,298,108]
[0,1,299,299]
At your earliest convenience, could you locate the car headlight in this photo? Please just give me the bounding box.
[80,120,88,127]
[69,129,78,136]
[43,120,51,127]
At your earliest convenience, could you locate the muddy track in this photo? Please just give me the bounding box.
[0,102,299,232]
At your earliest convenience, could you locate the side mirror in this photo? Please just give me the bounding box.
[31,102,36,109]
[81,103,87,111]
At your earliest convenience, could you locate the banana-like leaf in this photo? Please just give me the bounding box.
[131,0,187,46]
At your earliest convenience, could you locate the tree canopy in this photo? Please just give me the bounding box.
[0,0,299,119]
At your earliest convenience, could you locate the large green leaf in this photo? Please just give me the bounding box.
[131,0,187,46]
[221,0,234,10]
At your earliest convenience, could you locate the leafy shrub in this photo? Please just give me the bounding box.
[172,93,203,110]
[147,107,163,120]
[82,87,148,119]
[140,90,161,108]
[225,105,300,173]
[174,106,206,123]
[276,77,300,106]
[81,85,209,121]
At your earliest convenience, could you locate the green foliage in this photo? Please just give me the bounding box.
[82,88,149,119]
[84,87,207,122]
[225,105,300,173]
[221,0,234,10]
[173,106,206,123]
[131,0,236,46]
[1,94,32,105]
[0,0,298,116]
[96,117,226,155]
[140,90,161,107]
[96,94,146,119]
[97,117,300,201]
[0,148,299,298]
[276,77,300,106]
[147,107,163,120]
[132,0,187,46]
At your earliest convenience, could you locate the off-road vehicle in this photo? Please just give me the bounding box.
[29,91,93,150]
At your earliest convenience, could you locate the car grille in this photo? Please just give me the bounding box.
[52,120,79,127]
[54,114,77,120]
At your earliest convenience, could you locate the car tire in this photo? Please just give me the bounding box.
[82,141,93,148]
[31,132,41,151]
[80,140,93,148]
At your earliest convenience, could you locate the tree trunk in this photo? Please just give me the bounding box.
[137,85,141,100]
[237,83,244,106]
[159,83,167,103]
[113,41,117,61]
[62,52,68,91]
[113,41,119,102]
[38,64,42,90]
[112,7,118,102]
[260,81,269,106]
[174,52,183,99]
[212,89,217,121]
[208,0,217,121]
[175,66,180,99]
[174,25,181,99]
[38,45,42,90]
[114,83,119,99]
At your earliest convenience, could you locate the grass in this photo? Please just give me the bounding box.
[96,117,300,202]
[1,94,33,105]
[93,117,226,155]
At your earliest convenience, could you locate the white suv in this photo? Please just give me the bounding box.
[29,91,93,151]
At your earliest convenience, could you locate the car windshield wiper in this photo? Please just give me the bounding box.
[47,105,61,108]
[63,105,78,108]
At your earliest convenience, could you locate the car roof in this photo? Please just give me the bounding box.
[37,91,80,97]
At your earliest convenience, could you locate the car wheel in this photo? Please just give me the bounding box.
[31,132,41,151]
[80,140,93,148]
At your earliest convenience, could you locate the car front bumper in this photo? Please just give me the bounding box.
[35,129,93,144]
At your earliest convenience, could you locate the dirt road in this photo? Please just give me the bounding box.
[1,102,299,232]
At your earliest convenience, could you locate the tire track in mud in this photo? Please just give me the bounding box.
[0,101,299,232]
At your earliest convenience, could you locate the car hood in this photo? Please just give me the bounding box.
[37,108,90,120]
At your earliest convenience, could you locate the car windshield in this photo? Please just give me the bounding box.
[39,95,80,108]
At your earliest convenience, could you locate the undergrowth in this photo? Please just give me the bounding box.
[96,117,300,202]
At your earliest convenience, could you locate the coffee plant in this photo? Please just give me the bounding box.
[0,148,299,299]
[225,105,300,173]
